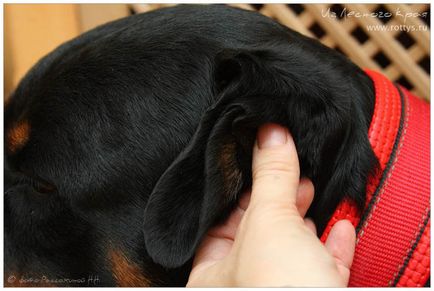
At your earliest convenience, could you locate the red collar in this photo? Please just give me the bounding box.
[320,70,430,287]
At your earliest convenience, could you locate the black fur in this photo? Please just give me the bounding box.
[4,5,377,286]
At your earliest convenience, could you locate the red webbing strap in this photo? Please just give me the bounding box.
[320,70,402,241]
[320,70,430,286]
[395,219,430,287]
[350,86,430,287]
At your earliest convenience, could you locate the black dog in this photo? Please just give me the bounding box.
[5,5,377,287]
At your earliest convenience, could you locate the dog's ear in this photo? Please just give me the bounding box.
[143,46,377,267]
[143,50,264,268]
[143,107,247,268]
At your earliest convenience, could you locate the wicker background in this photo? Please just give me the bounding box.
[5,4,430,100]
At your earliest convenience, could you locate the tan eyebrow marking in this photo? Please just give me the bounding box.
[7,119,31,154]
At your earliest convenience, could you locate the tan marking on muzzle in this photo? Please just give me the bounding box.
[7,120,30,154]
[108,249,151,287]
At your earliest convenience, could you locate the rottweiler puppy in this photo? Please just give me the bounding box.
[5,5,377,287]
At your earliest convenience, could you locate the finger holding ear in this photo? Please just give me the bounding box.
[250,123,300,210]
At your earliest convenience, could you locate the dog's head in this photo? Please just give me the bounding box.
[4,5,377,286]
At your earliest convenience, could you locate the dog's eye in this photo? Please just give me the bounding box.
[18,169,57,194]
[29,176,57,194]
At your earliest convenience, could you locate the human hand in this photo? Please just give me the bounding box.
[187,123,356,287]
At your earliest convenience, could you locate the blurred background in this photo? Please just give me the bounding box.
[4,3,430,101]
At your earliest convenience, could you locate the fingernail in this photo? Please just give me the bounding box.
[257,123,288,149]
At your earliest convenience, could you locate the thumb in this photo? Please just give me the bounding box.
[251,123,300,207]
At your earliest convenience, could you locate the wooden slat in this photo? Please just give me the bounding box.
[130,4,174,14]
[228,3,255,11]
[384,4,430,54]
[385,45,426,80]
[259,6,274,18]
[347,4,429,99]
[317,4,379,46]
[362,15,419,58]
[304,4,381,70]
[298,10,315,28]
[408,45,426,62]
[4,4,80,100]
[130,4,158,14]
[320,35,336,48]
[321,4,428,58]
[261,4,314,37]
[384,66,401,81]
[363,41,379,57]
[78,4,130,33]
